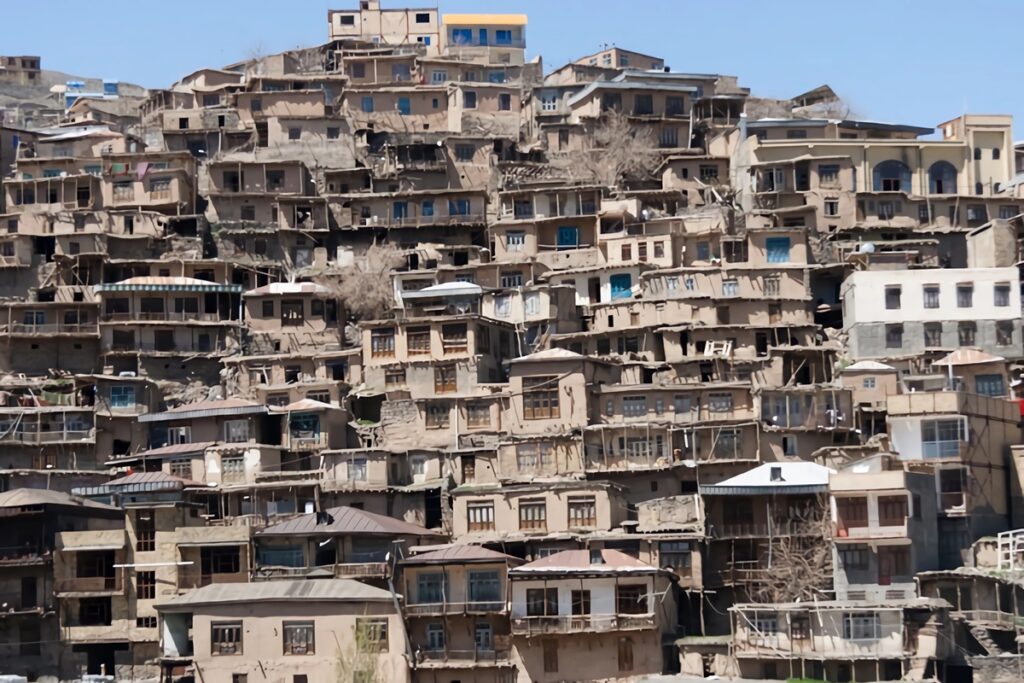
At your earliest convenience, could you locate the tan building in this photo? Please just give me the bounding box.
[158,579,410,683]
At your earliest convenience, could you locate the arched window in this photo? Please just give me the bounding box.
[928,161,957,194]
[873,160,912,193]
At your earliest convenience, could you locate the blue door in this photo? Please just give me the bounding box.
[557,226,579,250]
[765,237,791,263]
[610,273,632,300]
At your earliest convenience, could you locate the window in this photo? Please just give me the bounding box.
[500,271,523,288]
[621,243,632,261]
[666,96,685,116]
[361,96,374,113]
[995,283,1012,307]
[524,292,540,315]
[425,403,450,429]
[622,396,647,417]
[843,613,880,640]
[617,636,634,672]
[212,622,243,655]
[838,545,869,570]
[347,458,367,482]
[633,94,653,115]
[568,497,597,528]
[523,376,559,419]
[974,147,983,160]
[110,385,136,408]
[954,282,970,307]
[519,500,547,530]
[448,198,471,216]
[722,279,739,297]
[113,181,133,200]
[765,236,791,263]
[873,160,910,192]
[674,395,692,415]
[818,164,840,185]
[928,161,957,194]
[976,373,1006,397]
[455,144,475,161]
[878,495,908,526]
[431,70,448,83]
[415,11,431,22]
[499,93,511,111]
[527,587,558,616]
[150,178,171,199]
[396,97,410,115]
[426,623,445,650]
[824,199,839,216]
[224,420,249,443]
[467,501,495,531]
[884,286,901,310]
[385,368,406,388]
[136,571,155,600]
[708,392,733,412]
[464,91,477,109]
[283,622,315,655]
[924,322,943,347]
[616,584,646,614]
[338,14,355,25]
[659,541,692,571]
[417,572,447,603]
[466,403,490,427]
[434,366,456,394]
[958,321,976,346]
[885,324,903,349]
[997,320,1014,347]
[967,204,988,224]
[999,205,1019,220]
[351,62,365,78]
[288,127,301,141]
[407,326,431,355]
[922,285,940,308]
[561,589,590,621]
[837,497,868,528]
[136,512,155,551]
[863,377,876,389]
[921,418,965,458]
[791,614,811,640]
[371,328,395,357]
[441,323,467,353]
[327,127,339,139]
[355,618,388,652]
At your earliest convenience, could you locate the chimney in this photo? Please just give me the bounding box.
[770,466,784,482]
[589,549,604,565]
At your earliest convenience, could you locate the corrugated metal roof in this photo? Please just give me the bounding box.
[95,276,243,293]
[933,348,1006,367]
[403,544,521,566]
[269,398,339,413]
[106,441,216,465]
[107,471,203,488]
[139,399,266,423]
[0,487,116,511]
[511,549,658,574]
[258,505,437,537]
[156,578,394,611]
[700,462,834,496]
[244,282,331,297]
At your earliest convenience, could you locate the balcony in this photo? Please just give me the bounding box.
[0,544,48,565]
[834,519,909,540]
[714,560,768,586]
[511,613,656,635]
[415,647,513,667]
[0,592,47,614]
[287,431,329,451]
[54,575,122,595]
[710,520,820,539]
[3,322,98,335]
[584,447,673,472]
[406,600,506,616]
[358,213,486,229]
[0,427,94,445]
[101,312,226,323]
[255,561,389,581]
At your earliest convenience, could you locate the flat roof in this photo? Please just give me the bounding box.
[442,13,527,26]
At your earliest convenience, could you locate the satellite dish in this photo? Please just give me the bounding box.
[858,242,876,253]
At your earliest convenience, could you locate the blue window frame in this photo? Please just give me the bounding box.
[110,385,136,408]
[478,28,488,45]
[361,96,374,113]
[488,70,506,83]
[397,97,411,115]
[610,273,633,300]
[451,28,472,45]
[975,374,1005,397]
[873,160,911,193]
[765,237,791,263]
[393,201,408,220]
[448,198,470,216]
[421,200,434,217]
[556,226,579,250]
[495,29,512,45]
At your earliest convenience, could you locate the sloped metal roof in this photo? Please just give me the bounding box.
[258,505,438,537]
[402,544,521,566]
[0,487,116,511]
[156,578,395,611]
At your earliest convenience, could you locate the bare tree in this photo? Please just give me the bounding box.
[317,242,404,321]
[334,617,386,683]
[560,109,661,191]
[752,496,833,604]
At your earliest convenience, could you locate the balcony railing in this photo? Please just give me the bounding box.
[834,520,908,540]
[357,213,486,229]
[940,492,967,513]
[101,312,225,323]
[711,520,821,539]
[255,562,389,581]
[406,600,506,616]
[0,544,48,564]
[288,431,329,451]
[4,322,97,335]
[0,428,93,444]
[714,560,768,586]
[55,575,122,594]
[511,613,655,635]
[415,647,512,665]
[0,592,47,613]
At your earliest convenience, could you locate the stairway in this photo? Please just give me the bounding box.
[969,623,1003,656]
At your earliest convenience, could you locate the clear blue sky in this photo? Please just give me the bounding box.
[4,0,1023,135]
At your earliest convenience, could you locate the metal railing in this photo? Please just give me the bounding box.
[0,429,93,444]
[4,322,97,335]
[416,647,512,664]
[511,613,655,635]
[101,312,225,322]
[357,213,486,229]
[406,600,506,616]
[0,544,47,563]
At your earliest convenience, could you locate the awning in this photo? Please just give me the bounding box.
[61,544,125,552]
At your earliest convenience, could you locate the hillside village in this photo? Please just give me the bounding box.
[2,3,1024,683]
